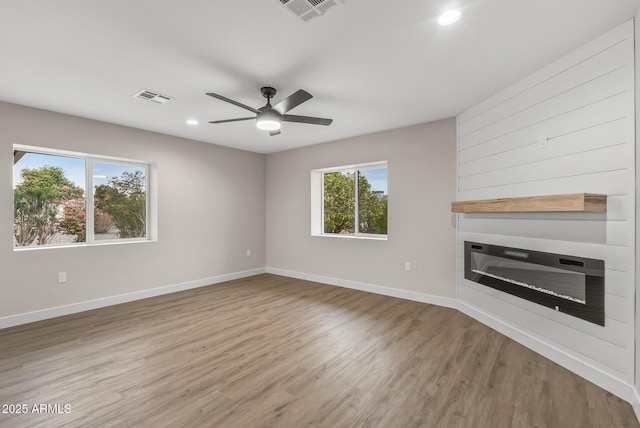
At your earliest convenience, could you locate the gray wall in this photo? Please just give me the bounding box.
[2,101,266,321]
[266,119,457,298]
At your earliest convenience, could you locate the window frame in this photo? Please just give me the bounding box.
[311,160,388,240]
[13,144,153,250]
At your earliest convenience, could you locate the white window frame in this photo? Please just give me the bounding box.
[311,160,387,240]
[13,144,155,250]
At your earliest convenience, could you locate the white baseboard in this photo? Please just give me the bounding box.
[0,267,266,330]
[266,267,458,309]
[457,300,636,404]
[632,386,640,423]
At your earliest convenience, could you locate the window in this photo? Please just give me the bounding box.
[13,145,150,249]
[311,161,387,239]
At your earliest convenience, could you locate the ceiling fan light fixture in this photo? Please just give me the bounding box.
[438,9,461,26]
[256,109,282,131]
[256,119,281,131]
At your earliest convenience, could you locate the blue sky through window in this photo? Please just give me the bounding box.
[93,162,145,189]
[14,153,86,189]
[14,153,144,190]
[360,168,387,195]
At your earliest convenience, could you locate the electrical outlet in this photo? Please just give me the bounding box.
[246,249,251,257]
[57,272,67,284]
[404,262,411,272]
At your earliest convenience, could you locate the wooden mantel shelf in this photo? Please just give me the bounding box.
[451,193,607,213]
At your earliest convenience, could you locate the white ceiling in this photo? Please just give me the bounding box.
[1,0,638,154]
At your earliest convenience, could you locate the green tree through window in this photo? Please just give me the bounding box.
[94,170,146,239]
[14,165,84,246]
[358,169,388,234]
[323,171,356,233]
[323,165,387,236]
[13,148,149,248]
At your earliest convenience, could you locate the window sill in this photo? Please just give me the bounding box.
[13,239,156,252]
[313,233,387,241]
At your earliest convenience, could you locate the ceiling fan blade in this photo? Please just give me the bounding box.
[269,130,281,137]
[208,117,255,124]
[206,93,260,114]
[273,89,312,115]
[282,114,333,126]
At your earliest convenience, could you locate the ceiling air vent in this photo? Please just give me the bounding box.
[133,89,173,104]
[276,0,346,23]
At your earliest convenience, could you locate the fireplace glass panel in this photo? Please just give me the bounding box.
[464,241,605,326]
[470,252,586,304]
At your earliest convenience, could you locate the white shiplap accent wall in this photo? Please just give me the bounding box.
[456,20,636,394]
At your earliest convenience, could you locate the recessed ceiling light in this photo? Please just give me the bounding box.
[438,9,461,26]
[186,119,199,126]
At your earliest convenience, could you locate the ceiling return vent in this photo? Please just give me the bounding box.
[276,0,347,23]
[133,89,173,104]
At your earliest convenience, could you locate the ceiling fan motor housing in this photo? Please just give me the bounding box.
[261,87,277,100]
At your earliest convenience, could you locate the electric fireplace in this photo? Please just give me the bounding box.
[464,241,605,326]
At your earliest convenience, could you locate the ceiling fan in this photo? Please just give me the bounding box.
[206,87,332,136]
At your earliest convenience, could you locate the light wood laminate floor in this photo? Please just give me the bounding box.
[0,274,637,427]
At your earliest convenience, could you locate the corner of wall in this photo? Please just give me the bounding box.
[456,19,637,409]
[633,8,640,422]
